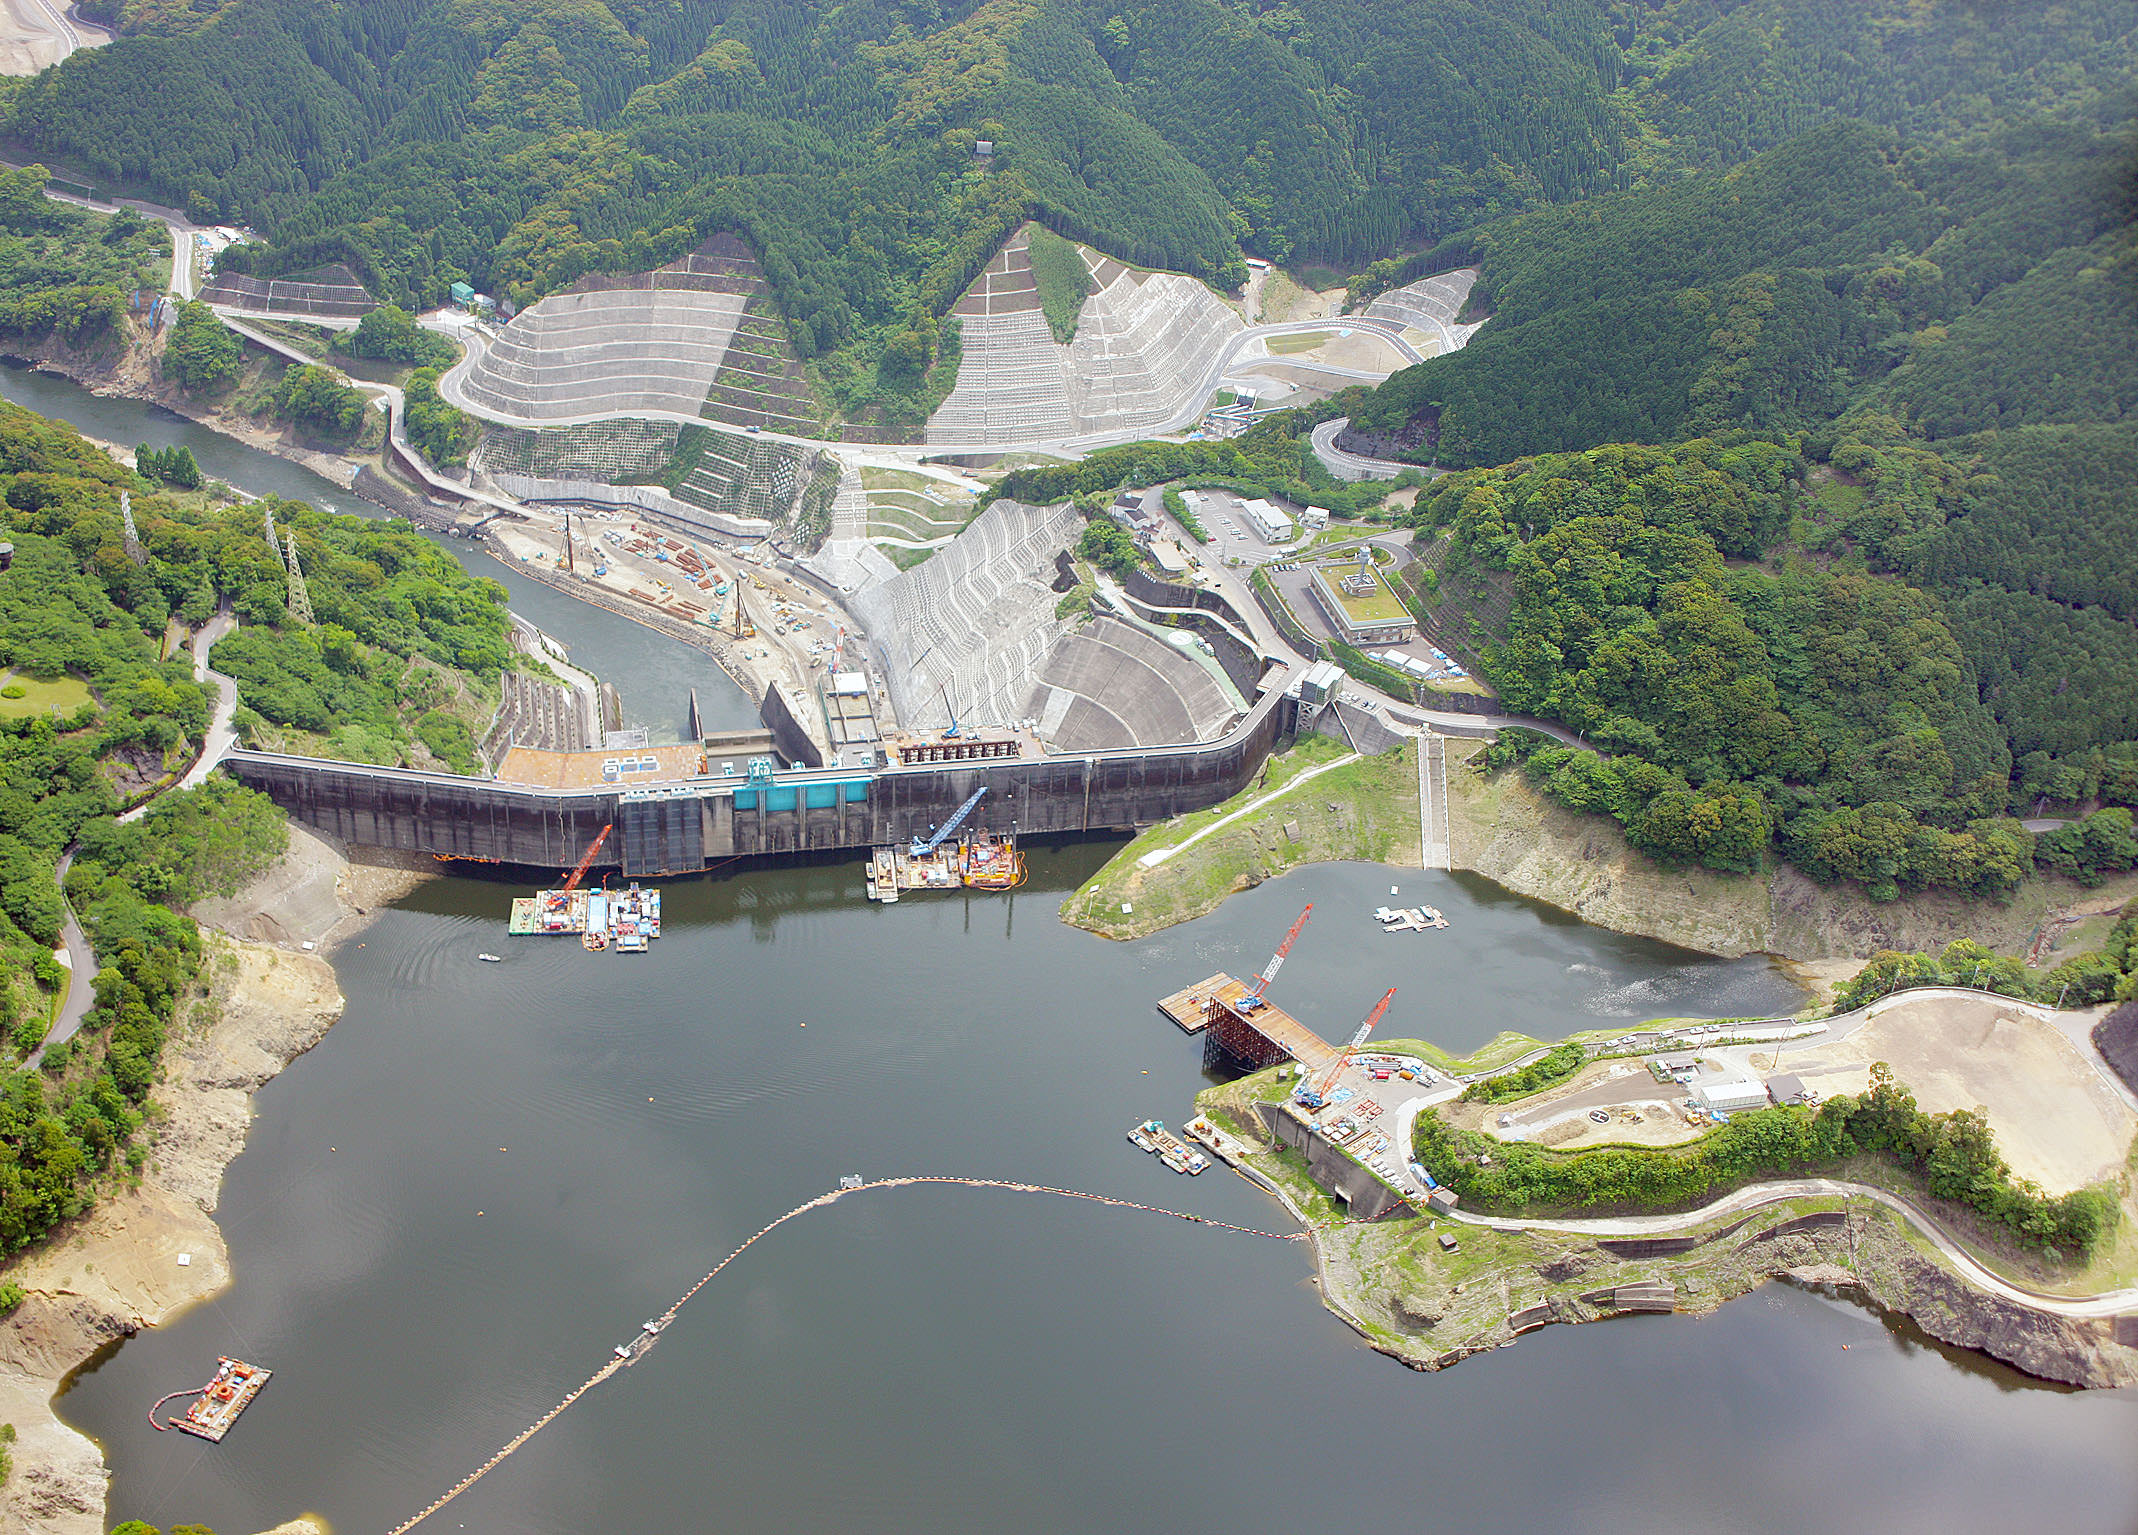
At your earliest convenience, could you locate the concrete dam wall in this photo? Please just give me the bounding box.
[224,691,1297,877]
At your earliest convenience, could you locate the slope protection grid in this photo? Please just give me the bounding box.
[850,497,1075,732]
[452,238,765,423]
[196,263,378,326]
[1364,269,1486,356]
[926,225,1242,447]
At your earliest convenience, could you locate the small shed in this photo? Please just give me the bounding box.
[449,281,476,307]
[1427,1187,1460,1214]
[1766,1072,1813,1106]
[0,540,12,572]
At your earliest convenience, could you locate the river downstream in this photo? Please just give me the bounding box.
[21,368,2138,1533]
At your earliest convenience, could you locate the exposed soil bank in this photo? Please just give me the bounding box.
[0,826,426,1534]
[1070,733,2138,969]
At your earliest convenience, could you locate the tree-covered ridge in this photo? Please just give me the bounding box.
[1346,121,2137,469]
[15,0,2127,412]
[0,400,299,1256]
[1622,0,2138,174]
[1422,436,2121,896]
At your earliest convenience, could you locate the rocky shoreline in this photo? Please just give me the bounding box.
[0,826,430,1535]
[1195,1092,2138,1394]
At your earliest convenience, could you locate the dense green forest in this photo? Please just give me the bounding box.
[0,163,168,348]
[1344,121,2136,467]
[10,0,2129,411]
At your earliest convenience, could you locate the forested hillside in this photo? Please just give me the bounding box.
[1345,122,2136,467]
[1324,71,2137,908]
[11,0,2129,417]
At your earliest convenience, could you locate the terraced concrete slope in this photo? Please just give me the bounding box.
[850,498,1076,732]
[849,498,1244,749]
[926,226,1241,446]
[449,236,820,431]
[1025,618,1241,751]
[1363,269,1486,357]
[197,263,378,326]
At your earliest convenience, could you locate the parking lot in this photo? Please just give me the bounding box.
[1175,487,1311,568]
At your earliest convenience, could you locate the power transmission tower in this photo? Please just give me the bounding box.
[264,503,278,552]
[283,529,315,626]
[119,490,146,565]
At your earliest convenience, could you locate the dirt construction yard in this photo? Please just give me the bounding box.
[1786,993,2136,1194]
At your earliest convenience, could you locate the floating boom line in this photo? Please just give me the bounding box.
[386,1176,1302,1534]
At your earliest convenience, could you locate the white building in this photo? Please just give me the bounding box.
[1692,1076,1771,1114]
[1240,498,1295,543]
[1301,506,1331,531]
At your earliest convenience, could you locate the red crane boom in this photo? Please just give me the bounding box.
[560,823,612,893]
[1346,986,1397,1051]
[1248,903,1313,999]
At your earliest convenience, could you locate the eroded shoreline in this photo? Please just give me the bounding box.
[0,827,428,1535]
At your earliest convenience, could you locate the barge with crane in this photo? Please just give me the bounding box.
[864,787,1024,901]
[509,825,662,951]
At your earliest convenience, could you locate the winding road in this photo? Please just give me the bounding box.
[31,613,240,1068]
[1309,417,1428,482]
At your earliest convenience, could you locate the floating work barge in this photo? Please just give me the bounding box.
[157,1357,271,1442]
[510,883,660,951]
[864,834,1023,901]
[1128,1118,1208,1174]
[509,888,588,935]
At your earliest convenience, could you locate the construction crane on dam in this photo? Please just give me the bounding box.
[559,823,612,893]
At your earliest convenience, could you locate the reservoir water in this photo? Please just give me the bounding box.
[18,368,2138,1533]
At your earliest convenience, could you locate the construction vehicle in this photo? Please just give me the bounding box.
[1295,987,1397,1110]
[559,824,612,894]
[910,787,986,858]
[1236,904,1311,1014]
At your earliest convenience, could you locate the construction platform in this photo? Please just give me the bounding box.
[864,834,1025,902]
[172,1357,270,1442]
[1155,973,1335,1072]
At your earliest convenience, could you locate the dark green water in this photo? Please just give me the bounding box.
[18,364,2138,1534]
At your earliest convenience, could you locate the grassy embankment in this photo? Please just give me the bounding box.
[1062,733,1420,940]
[0,670,94,719]
[1027,226,1093,344]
